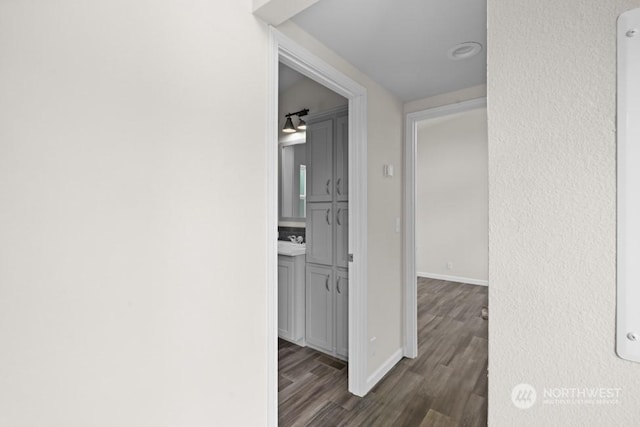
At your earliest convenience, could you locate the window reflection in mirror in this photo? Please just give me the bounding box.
[279,141,306,220]
[299,165,306,217]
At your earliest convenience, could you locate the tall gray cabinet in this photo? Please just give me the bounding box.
[305,106,349,361]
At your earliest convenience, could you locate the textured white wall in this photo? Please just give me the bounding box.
[489,0,640,425]
[277,21,405,378]
[0,1,269,426]
[416,109,488,282]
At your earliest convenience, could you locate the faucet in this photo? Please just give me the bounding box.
[288,235,304,244]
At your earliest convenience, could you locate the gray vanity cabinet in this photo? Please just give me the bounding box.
[305,265,334,353]
[335,269,349,359]
[305,202,333,265]
[306,119,333,202]
[278,254,306,345]
[305,106,349,361]
[305,265,349,359]
[278,256,295,339]
[335,202,349,269]
[335,115,349,202]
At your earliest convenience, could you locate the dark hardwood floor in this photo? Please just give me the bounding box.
[278,278,488,427]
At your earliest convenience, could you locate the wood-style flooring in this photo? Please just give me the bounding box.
[278,278,488,427]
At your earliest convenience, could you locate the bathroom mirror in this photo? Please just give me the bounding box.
[279,141,306,221]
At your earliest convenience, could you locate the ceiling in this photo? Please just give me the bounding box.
[291,0,487,102]
[279,63,306,93]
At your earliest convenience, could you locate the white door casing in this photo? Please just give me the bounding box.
[403,97,487,358]
[267,27,368,427]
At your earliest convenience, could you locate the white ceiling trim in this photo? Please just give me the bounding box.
[253,0,321,26]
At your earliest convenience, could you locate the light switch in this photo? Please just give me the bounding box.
[383,164,394,177]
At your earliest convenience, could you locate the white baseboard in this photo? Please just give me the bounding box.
[417,272,488,287]
[365,348,403,392]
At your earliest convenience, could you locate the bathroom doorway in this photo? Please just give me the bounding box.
[276,61,351,425]
[266,28,369,426]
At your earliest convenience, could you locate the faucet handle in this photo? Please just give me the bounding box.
[296,236,304,244]
[289,235,297,242]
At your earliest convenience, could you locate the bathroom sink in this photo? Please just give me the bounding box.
[278,241,306,256]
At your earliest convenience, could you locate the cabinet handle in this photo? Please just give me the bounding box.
[326,179,331,195]
[337,276,341,294]
[336,178,341,196]
[326,208,331,225]
[336,208,341,226]
[325,275,330,292]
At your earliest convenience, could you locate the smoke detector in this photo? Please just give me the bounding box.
[447,42,483,60]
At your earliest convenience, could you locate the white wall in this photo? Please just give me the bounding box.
[489,0,640,425]
[277,21,405,378]
[404,84,486,114]
[416,108,488,283]
[0,1,269,426]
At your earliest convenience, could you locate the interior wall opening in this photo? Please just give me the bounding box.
[276,61,353,423]
[268,28,370,427]
[403,99,489,425]
[277,53,360,424]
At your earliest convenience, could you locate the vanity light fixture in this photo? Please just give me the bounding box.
[282,108,309,133]
[283,116,296,133]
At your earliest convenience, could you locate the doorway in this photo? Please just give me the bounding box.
[403,98,487,355]
[402,98,489,424]
[276,61,350,422]
[267,28,369,427]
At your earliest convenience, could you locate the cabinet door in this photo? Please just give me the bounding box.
[278,256,295,340]
[306,202,333,266]
[306,119,333,202]
[335,202,349,269]
[335,114,349,202]
[335,269,349,359]
[306,265,334,353]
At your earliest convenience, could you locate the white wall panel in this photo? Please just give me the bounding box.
[617,7,640,364]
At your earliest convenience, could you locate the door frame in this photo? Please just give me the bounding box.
[403,97,487,357]
[267,27,369,426]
